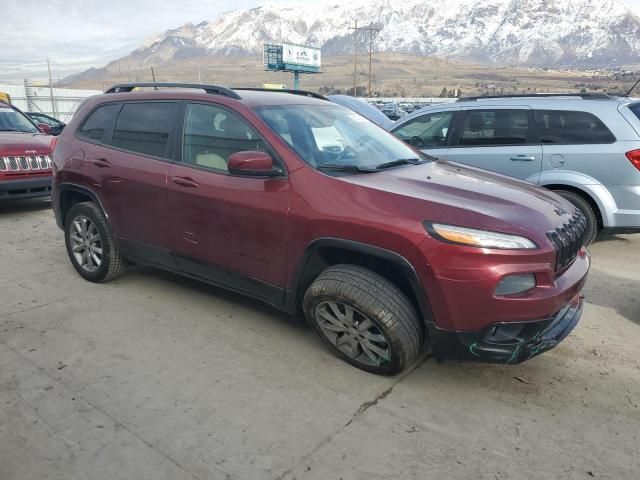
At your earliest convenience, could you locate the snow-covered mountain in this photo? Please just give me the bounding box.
[79,0,640,77]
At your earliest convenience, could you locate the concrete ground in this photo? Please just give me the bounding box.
[0,198,638,480]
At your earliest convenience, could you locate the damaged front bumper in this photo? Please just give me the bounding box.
[428,293,584,364]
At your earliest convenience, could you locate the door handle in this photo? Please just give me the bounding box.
[171,176,199,188]
[90,158,111,168]
[510,156,536,162]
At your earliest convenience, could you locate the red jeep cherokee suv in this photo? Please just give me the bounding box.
[1,101,55,200]
[51,83,590,374]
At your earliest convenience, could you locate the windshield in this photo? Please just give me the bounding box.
[0,106,39,133]
[254,104,429,174]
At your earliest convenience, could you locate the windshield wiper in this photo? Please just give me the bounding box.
[317,163,377,173]
[374,158,423,170]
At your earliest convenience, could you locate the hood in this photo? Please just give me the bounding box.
[0,132,53,156]
[340,160,576,240]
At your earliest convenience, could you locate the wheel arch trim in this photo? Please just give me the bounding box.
[288,237,434,324]
[57,183,109,227]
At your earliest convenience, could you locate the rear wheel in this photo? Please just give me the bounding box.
[303,264,423,375]
[553,190,598,245]
[64,202,127,282]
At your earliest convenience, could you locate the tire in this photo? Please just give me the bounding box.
[553,190,598,245]
[303,264,423,375]
[64,202,127,283]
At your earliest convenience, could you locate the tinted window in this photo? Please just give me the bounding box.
[112,102,177,158]
[533,110,615,144]
[183,103,269,172]
[393,111,454,148]
[78,104,120,144]
[629,103,640,121]
[459,109,530,146]
[0,106,39,133]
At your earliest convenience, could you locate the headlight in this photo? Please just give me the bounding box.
[425,222,537,250]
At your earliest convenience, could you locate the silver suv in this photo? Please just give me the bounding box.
[390,94,640,244]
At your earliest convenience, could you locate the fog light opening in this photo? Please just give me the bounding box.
[495,273,536,296]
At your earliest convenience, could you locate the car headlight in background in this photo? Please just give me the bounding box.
[425,222,538,250]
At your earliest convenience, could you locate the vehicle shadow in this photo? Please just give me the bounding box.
[583,268,640,325]
[125,264,305,328]
[593,231,632,244]
[0,198,51,215]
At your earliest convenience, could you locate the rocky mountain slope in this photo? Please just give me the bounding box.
[65,0,640,83]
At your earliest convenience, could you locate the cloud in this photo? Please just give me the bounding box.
[0,0,307,82]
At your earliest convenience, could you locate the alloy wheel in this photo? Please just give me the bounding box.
[69,215,103,273]
[315,301,391,366]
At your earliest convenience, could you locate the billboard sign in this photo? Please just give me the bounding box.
[282,43,321,69]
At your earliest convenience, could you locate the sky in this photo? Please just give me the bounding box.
[1,0,640,83]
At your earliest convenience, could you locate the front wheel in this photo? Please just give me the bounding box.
[303,264,424,375]
[553,190,598,245]
[64,202,127,283]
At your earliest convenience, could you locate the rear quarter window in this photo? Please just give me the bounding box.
[78,104,120,144]
[629,103,640,121]
[533,110,615,144]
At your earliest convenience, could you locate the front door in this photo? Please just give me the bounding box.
[167,102,290,302]
[391,109,455,159]
[446,108,543,183]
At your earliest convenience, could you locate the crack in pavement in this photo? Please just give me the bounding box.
[0,297,70,320]
[0,339,232,480]
[273,352,432,480]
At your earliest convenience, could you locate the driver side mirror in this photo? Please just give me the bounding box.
[227,151,281,177]
[37,123,52,135]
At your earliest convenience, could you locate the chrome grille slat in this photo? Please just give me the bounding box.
[0,155,52,172]
[547,210,587,272]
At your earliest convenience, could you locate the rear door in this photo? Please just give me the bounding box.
[78,101,179,263]
[167,102,290,300]
[446,107,543,183]
[391,109,455,159]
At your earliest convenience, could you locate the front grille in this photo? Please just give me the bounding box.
[0,155,52,173]
[547,210,587,272]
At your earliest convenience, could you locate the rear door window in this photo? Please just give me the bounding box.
[78,104,120,144]
[111,102,178,158]
[533,110,615,144]
[458,109,531,146]
[392,111,454,148]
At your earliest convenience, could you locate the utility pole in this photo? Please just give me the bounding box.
[349,22,379,98]
[47,59,57,118]
[197,66,202,84]
[368,23,373,97]
[352,20,358,97]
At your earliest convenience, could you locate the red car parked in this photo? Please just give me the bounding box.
[0,101,55,200]
[51,83,589,374]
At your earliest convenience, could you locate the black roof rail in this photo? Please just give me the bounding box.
[457,93,612,102]
[104,83,241,100]
[232,87,328,100]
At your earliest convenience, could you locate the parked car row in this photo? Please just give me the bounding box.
[47,83,593,375]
